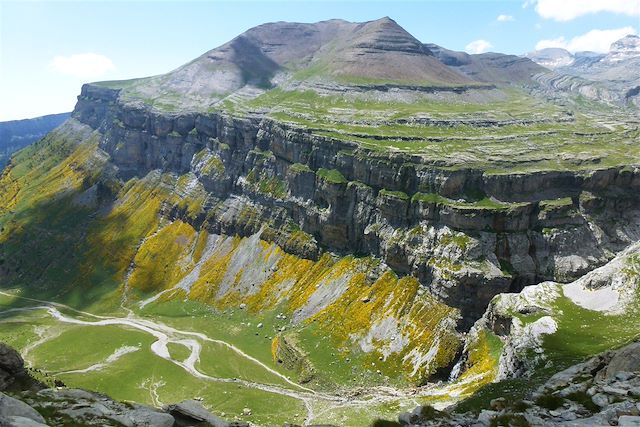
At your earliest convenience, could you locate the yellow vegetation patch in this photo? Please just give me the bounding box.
[452,330,502,396]
[79,174,165,283]
[128,221,197,293]
[192,230,210,263]
[271,335,280,363]
[147,231,461,383]
[188,236,242,303]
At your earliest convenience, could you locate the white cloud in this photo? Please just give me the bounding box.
[49,53,115,78]
[497,14,515,22]
[535,26,637,52]
[535,36,567,50]
[465,39,493,54]
[532,0,640,21]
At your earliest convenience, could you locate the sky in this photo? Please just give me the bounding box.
[1,0,638,121]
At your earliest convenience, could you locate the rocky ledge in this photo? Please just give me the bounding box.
[399,341,640,427]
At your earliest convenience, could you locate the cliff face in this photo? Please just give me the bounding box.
[73,83,640,326]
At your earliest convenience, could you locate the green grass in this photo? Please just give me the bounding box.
[234,87,638,173]
[316,168,347,184]
[166,342,191,362]
[289,163,312,174]
[0,295,452,426]
[542,293,640,370]
[412,192,518,210]
[28,324,147,373]
[539,197,574,209]
[379,189,410,200]
[61,340,306,425]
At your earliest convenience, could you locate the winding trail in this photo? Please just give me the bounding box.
[0,291,461,424]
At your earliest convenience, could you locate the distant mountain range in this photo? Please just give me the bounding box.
[0,112,70,169]
[526,35,640,107]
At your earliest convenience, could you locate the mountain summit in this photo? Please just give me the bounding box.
[106,17,548,112]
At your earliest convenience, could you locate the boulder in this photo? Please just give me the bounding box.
[0,392,46,425]
[0,344,24,391]
[620,415,640,426]
[599,343,640,380]
[164,399,247,427]
[0,415,48,427]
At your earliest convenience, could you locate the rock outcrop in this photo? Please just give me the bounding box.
[399,340,640,426]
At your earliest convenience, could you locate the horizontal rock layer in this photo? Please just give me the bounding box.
[72,84,640,326]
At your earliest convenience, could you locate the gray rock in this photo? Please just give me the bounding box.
[602,385,629,396]
[599,343,640,380]
[398,411,415,425]
[476,410,497,426]
[591,393,610,408]
[0,345,23,377]
[110,408,174,427]
[165,400,234,427]
[0,344,27,391]
[619,415,640,426]
[616,372,636,381]
[0,393,45,425]
[0,415,48,427]
[561,410,578,421]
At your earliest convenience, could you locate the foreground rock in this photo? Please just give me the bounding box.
[398,341,640,426]
[0,342,246,427]
[0,343,43,393]
[164,400,248,427]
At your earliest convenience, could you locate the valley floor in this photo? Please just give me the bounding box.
[0,290,476,426]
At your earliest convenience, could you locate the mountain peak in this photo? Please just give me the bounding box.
[525,47,574,69]
[349,16,425,55]
[608,34,640,62]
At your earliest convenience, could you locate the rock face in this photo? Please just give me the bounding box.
[0,343,42,393]
[456,240,640,383]
[72,79,640,327]
[399,340,640,426]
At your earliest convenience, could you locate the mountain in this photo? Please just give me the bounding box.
[0,112,70,169]
[119,17,479,112]
[426,43,545,83]
[527,35,640,107]
[0,17,639,426]
[525,47,575,69]
[607,34,640,63]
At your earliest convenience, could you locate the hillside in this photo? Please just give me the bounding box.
[0,112,70,169]
[0,17,639,426]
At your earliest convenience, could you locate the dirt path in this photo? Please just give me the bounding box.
[0,291,461,424]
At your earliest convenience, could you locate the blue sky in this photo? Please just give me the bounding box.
[1,0,638,120]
